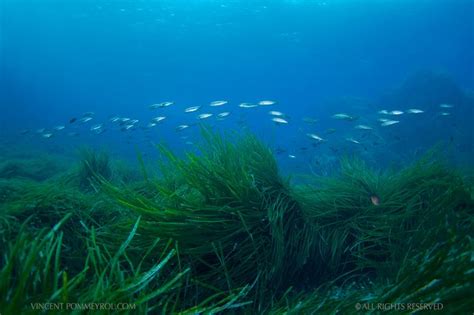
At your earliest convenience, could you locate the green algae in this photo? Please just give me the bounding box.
[0,131,472,314]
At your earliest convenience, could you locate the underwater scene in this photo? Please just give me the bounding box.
[1,0,473,314]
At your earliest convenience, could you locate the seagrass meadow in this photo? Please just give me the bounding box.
[0,130,473,314]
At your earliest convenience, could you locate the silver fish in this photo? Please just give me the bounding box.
[332,113,356,121]
[306,133,324,142]
[210,100,228,106]
[176,124,189,131]
[355,125,373,130]
[378,110,390,115]
[159,101,174,107]
[92,128,106,135]
[152,116,166,123]
[389,110,404,115]
[53,125,65,131]
[407,109,424,114]
[380,120,399,126]
[217,112,231,118]
[288,154,296,159]
[149,102,174,109]
[78,117,93,123]
[439,104,453,108]
[258,100,276,106]
[42,133,53,138]
[269,111,285,116]
[122,125,135,131]
[90,124,103,131]
[346,138,361,144]
[184,106,200,113]
[272,117,288,124]
[239,103,258,108]
[198,113,213,119]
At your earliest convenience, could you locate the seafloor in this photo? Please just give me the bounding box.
[0,127,473,314]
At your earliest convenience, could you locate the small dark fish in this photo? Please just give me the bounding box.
[275,148,287,155]
[69,117,77,123]
[302,117,318,125]
[237,120,247,127]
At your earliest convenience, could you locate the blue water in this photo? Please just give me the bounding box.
[1,0,473,171]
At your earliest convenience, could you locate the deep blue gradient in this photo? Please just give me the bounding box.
[1,0,473,169]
